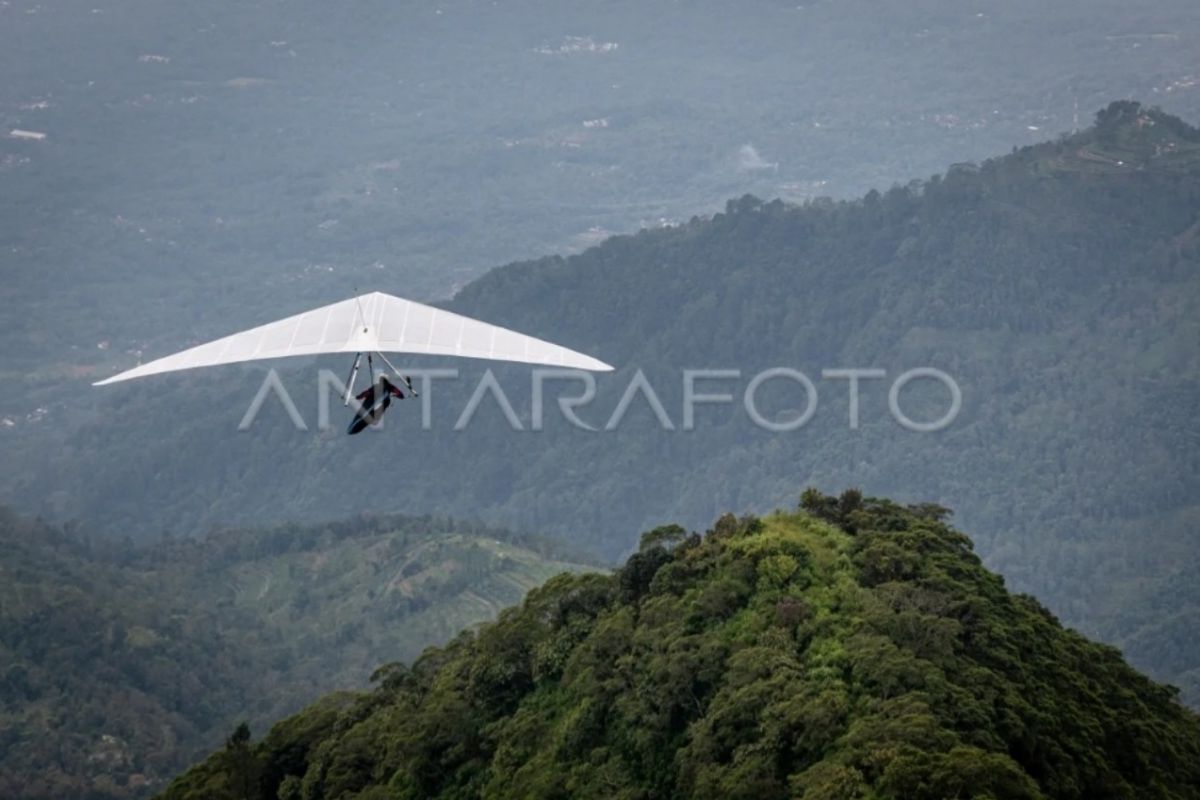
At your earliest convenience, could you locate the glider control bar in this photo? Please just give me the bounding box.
[343,353,362,407]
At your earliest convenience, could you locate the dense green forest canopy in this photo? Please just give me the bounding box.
[0,508,595,799]
[5,102,1198,706]
[161,491,1200,800]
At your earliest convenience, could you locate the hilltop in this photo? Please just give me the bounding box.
[0,510,595,799]
[1031,100,1200,175]
[160,491,1200,800]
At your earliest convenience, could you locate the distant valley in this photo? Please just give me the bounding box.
[0,509,595,798]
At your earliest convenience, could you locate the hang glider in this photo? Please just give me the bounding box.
[94,291,612,386]
[93,291,613,432]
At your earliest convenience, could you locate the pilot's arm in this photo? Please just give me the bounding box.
[383,378,406,399]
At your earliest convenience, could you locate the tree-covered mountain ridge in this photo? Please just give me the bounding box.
[161,491,1200,800]
[0,509,596,800]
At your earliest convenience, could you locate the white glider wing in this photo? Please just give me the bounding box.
[93,291,612,386]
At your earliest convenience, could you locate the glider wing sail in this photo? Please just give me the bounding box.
[93,291,612,386]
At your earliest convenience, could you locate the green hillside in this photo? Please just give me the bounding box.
[0,510,595,799]
[160,491,1200,800]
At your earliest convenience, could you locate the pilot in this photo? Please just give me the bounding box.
[347,375,407,435]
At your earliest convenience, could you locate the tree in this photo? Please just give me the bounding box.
[223,723,261,800]
[639,524,688,551]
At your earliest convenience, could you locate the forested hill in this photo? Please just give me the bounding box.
[6,101,1200,702]
[160,492,1200,800]
[0,509,594,799]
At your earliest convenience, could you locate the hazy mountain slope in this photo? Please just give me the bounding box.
[2,0,1199,377]
[0,509,595,799]
[5,103,1196,703]
[159,493,1200,800]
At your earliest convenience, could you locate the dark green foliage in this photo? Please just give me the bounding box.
[222,724,260,800]
[638,524,688,552]
[617,545,673,604]
[161,497,1200,800]
[800,487,866,532]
